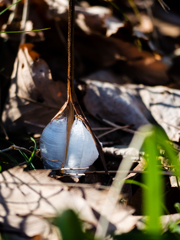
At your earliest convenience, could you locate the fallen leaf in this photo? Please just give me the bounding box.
[139,85,180,141]
[2,45,67,133]
[0,166,140,238]
[83,81,150,130]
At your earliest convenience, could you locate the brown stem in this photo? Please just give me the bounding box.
[67,0,108,174]
[67,0,75,102]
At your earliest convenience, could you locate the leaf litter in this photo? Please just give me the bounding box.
[1,0,180,239]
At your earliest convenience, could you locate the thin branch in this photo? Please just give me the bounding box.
[98,115,143,135]
[161,120,180,131]
[85,170,176,176]
[92,127,113,131]
[97,124,131,139]
[16,94,59,110]
[24,121,46,129]
[0,147,13,153]
[0,145,40,158]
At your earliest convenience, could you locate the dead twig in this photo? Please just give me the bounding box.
[97,115,145,135]
[161,120,180,131]
[85,170,176,176]
[0,145,40,158]
[16,95,59,110]
[92,127,113,131]
[97,124,131,139]
[24,121,46,128]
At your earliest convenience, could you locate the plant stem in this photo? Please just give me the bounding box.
[67,0,75,102]
[65,0,75,167]
[66,0,108,174]
[21,0,29,44]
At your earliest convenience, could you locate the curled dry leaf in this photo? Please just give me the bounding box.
[2,44,67,133]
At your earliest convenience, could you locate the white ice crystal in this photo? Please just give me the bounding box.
[40,116,99,175]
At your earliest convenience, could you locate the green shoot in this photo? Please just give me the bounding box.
[1,152,19,165]
[0,28,50,34]
[0,0,21,15]
[0,137,35,170]
[125,179,148,190]
[143,127,164,236]
[106,0,129,21]
[128,0,141,23]
[27,136,37,169]
[125,179,169,215]
[0,0,50,34]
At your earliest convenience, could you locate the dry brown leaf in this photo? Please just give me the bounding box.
[139,86,180,141]
[110,37,169,85]
[0,166,140,238]
[44,0,69,18]
[84,81,180,141]
[83,81,150,130]
[2,44,67,133]
[76,6,111,35]
[0,166,97,238]
[69,186,140,234]
[0,0,11,6]
[42,0,169,85]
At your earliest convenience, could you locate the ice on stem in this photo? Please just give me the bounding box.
[40,116,99,174]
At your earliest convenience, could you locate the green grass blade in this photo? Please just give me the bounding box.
[26,136,36,170]
[0,0,21,15]
[0,28,50,34]
[125,179,148,190]
[153,128,180,179]
[125,179,169,215]
[1,152,19,165]
[128,0,141,23]
[143,127,164,236]
[0,137,35,169]
[106,0,129,21]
